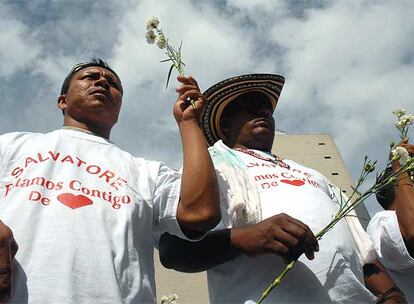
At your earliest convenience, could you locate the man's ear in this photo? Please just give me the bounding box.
[57,95,67,115]
[57,95,67,111]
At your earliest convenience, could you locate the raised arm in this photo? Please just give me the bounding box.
[159,213,318,272]
[173,76,221,233]
[159,229,239,273]
[392,140,414,256]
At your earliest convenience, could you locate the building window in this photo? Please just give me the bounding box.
[318,142,325,145]
[324,156,331,159]
[331,172,339,176]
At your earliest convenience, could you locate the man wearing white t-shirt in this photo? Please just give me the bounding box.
[159,74,405,303]
[367,139,414,302]
[0,59,220,303]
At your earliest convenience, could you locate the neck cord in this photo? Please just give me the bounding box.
[233,146,290,169]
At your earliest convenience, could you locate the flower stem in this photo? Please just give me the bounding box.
[256,260,296,304]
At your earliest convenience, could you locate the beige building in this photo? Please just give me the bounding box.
[155,133,370,303]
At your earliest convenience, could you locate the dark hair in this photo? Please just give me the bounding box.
[60,58,121,95]
[375,166,395,210]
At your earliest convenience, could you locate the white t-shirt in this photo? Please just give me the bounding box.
[207,149,376,303]
[367,210,414,302]
[0,129,187,304]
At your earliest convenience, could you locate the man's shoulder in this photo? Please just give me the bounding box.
[367,210,414,271]
[0,131,45,143]
[367,210,398,245]
[106,146,172,174]
[369,210,395,223]
[367,210,396,231]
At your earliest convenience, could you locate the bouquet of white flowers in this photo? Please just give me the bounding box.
[145,17,196,109]
[393,109,414,140]
[145,16,185,89]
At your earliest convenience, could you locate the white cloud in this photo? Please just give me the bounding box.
[269,0,414,166]
[0,10,40,77]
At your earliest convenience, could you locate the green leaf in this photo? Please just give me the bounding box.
[165,64,174,89]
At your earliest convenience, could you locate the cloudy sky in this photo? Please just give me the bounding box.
[1,0,413,215]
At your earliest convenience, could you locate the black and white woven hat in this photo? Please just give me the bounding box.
[200,73,285,146]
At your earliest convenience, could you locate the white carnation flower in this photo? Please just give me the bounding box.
[391,146,410,165]
[145,30,156,44]
[160,294,179,304]
[400,114,412,124]
[156,35,167,49]
[393,109,405,118]
[146,16,160,30]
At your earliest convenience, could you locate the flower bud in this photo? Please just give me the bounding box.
[406,160,414,171]
[389,176,398,184]
[364,163,375,173]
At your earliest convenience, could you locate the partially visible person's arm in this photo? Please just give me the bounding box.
[159,213,319,272]
[159,229,239,273]
[392,140,414,256]
[363,258,407,303]
[173,76,221,233]
[0,221,18,303]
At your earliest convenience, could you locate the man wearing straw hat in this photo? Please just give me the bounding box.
[159,74,405,303]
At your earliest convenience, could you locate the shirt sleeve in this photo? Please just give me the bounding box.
[0,132,30,169]
[0,136,4,167]
[152,162,205,243]
[0,133,16,169]
[0,133,13,167]
[367,210,414,271]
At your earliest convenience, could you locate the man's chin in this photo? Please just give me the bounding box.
[254,132,274,147]
[86,100,114,112]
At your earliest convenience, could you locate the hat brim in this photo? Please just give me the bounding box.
[201,74,285,146]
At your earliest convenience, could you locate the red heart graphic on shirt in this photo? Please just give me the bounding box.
[57,193,93,209]
[280,179,305,187]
